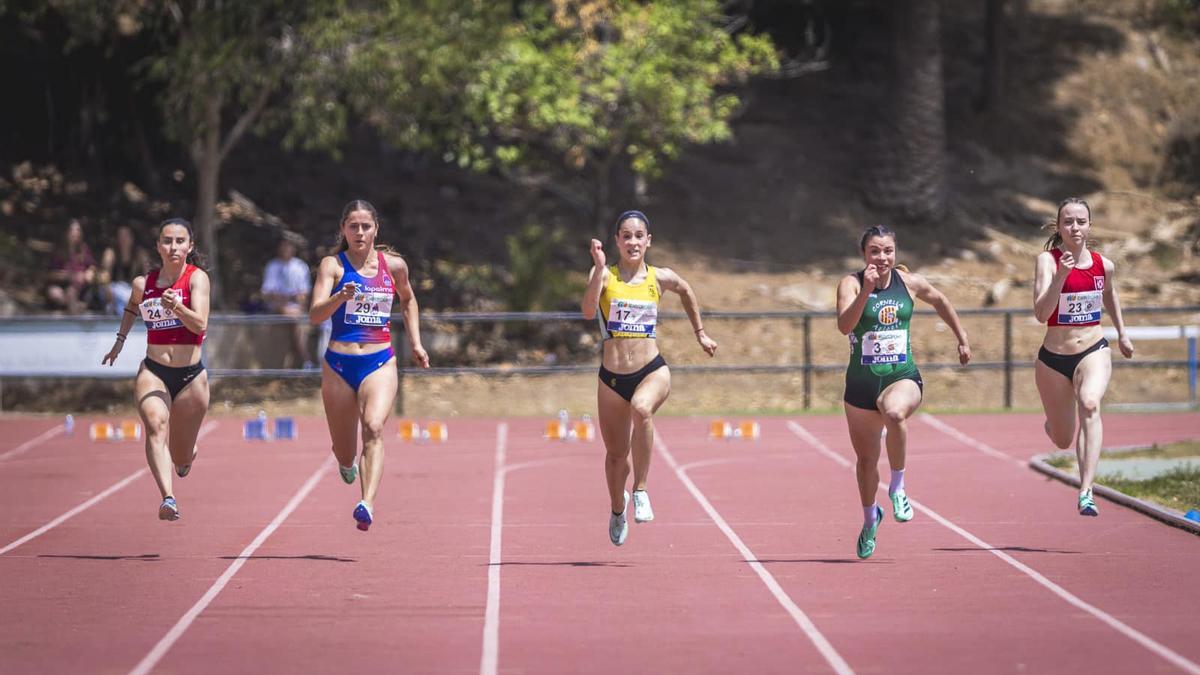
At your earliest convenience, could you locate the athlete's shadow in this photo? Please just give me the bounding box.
[219,554,357,563]
[38,553,161,561]
[932,546,1080,555]
[489,561,632,568]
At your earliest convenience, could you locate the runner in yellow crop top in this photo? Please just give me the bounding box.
[581,210,718,547]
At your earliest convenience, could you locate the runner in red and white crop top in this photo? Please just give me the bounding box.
[1045,248,1106,327]
[1032,199,1134,518]
[140,264,206,344]
[101,218,212,523]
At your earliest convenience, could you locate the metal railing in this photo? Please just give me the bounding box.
[1,306,1197,411]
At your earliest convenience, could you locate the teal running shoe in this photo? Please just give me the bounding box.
[339,462,358,485]
[890,489,913,522]
[856,505,884,559]
[1078,489,1099,517]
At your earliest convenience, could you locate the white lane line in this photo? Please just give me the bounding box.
[0,421,218,557]
[0,469,146,556]
[787,420,1200,675]
[128,454,333,675]
[479,423,508,675]
[657,433,855,675]
[0,425,65,463]
[918,413,1026,468]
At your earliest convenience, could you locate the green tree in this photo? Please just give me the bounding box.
[139,0,345,305]
[337,0,777,235]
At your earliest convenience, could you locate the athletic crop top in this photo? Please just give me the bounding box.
[330,250,395,344]
[598,264,660,340]
[847,270,918,378]
[140,265,204,345]
[1046,249,1106,327]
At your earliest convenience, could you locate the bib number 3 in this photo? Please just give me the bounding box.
[861,329,908,365]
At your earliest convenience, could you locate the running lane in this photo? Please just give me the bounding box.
[0,417,154,547]
[784,414,1200,674]
[148,419,500,674]
[0,419,329,674]
[493,418,840,674]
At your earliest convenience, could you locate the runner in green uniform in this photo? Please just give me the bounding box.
[836,225,972,559]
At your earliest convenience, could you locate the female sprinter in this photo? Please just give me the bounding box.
[309,200,429,532]
[836,225,971,559]
[1033,198,1133,516]
[581,210,718,547]
[102,218,210,521]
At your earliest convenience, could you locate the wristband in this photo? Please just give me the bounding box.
[115,333,127,342]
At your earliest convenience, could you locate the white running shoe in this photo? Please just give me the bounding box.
[632,489,654,523]
[608,491,629,546]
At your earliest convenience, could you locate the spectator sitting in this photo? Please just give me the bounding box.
[262,237,313,369]
[99,224,151,315]
[46,218,100,313]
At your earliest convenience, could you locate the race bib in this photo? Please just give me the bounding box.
[139,297,182,331]
[607,298,657,337]
[861,329,908,365]
[345,291,393,327]
[1057,290,1102,324]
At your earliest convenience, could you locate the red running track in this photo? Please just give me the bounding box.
[0,412,1197,674]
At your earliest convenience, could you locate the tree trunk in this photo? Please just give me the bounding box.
[193,97,223,307]
[871,0,946,222]
[979,0,1007,111]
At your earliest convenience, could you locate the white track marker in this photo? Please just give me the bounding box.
[0,421,217,557]
[918,413,1026,468]
[787,420,1200,675]
[0,425,65,463]
[657,433,855,675]
[480,423,508,675]
[129,454,332,675]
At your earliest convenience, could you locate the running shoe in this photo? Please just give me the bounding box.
[158,496,180,521]
[856,505,883,559]
[175,446,198,478]
[353,500,373,531]
[338,462,358,485]
[609,491,629,546]
[1078,489,1099,517]
[632,489,655,523]
[890,489,913,522]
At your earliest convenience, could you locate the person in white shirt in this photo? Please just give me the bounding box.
[262,238,314,369]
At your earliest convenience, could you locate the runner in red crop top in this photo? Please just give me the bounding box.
[102,218,212,522]
[1032,199,1134,518]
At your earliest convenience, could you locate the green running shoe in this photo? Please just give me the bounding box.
[856,505,884,559]
[339,462,358,485]
[1078,489,1098,517]
[890,489,913,522]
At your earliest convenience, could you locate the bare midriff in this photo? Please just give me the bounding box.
[1042,324,1104,355]
[147,343,203,367]
[602,336,660,374]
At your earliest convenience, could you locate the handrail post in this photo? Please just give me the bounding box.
[1004,311,1014,409]
[803,315,812,410]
